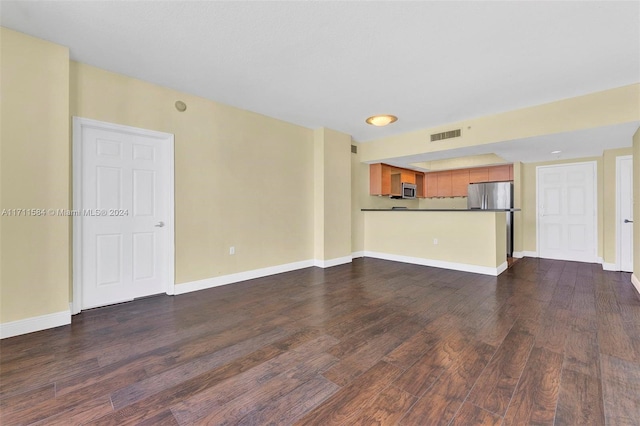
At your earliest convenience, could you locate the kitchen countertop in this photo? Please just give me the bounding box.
[361,208,521,212]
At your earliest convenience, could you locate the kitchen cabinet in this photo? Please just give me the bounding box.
[372,163,512,198]
[451,169,470,197]
[436,171,452,197]
[488,165,511,182]
[425,173,438,198]
[415,173,425,198]
[369,163,425,197]
[401,170,416,184]
[423,163,513,198]
[469,167,489,183]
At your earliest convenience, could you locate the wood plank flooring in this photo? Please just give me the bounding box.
[1,257,640,425]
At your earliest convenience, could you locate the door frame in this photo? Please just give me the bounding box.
[535,161,598,262]
[72,117,175,315]
[616,155,633,271]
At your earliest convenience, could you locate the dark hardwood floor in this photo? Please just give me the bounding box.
[1,257,640,425]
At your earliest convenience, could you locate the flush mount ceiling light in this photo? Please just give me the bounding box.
[551,150,562,154]
[365,114,398,126]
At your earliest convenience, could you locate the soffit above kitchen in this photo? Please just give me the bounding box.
[1,1,638,142]
[380,121,640,171]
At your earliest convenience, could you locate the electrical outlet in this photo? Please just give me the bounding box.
[433,238,438,245]
[229,246,235,255]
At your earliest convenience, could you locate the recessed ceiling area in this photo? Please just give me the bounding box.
[380,122,640,171]
[1,1,638,143]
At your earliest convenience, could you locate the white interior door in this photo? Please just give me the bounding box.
[617,155,633,272]
[537,162,597,263]
[74,118,174,311]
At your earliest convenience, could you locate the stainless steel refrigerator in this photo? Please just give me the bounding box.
[467,181,514,256]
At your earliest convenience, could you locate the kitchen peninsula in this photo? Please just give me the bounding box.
[360,208,520,276]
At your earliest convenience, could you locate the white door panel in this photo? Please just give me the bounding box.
[76,120,173,310]
[537,162,597,263]
[618,156,633,272]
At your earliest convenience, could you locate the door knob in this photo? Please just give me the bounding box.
[155,221,165,227]
[624,219,633,223]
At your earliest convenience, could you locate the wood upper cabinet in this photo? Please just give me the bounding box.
[436,171,452,197]
[451,169,470,197]
[422,164,514,198]
[370,163,512,198]
[488,165,511,182]
[369,163,383,195]
[401,170,416,184]
[369,163,425,196]
[469,167,489,183]
[415,173,425,198]
[425,173,438,197]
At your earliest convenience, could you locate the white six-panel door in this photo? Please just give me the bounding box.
[73,118,174,312]
[617,156,633,272]
[537,162,597,263]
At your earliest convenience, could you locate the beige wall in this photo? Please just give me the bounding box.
[634,129,640,278]
[71,62,315,285]
[351,144,365,253]
[313,128,352,261]
[360,84,640,163]
[0,29,70,323]
[364,211,506,270]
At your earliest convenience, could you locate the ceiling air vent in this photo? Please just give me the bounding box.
[351,144,358,154]
[430,129,461,142]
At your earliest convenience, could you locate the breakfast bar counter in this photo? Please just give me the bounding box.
[360,209,512,276]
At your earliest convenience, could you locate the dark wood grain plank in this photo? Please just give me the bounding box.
[502,347,563,425]
[450,402,502,426]
[31,396,113,426]
[110,326,288,409]
[555,368,604,425]
[294,361,402,425]
[237,375,339,425]
[349,385,416,426]
[88,328,325,425]
[193,352,337,424]
[468,323,534,416]
[399,339,495,425]
[597,312,637,362]
[600,354,640,425]
[170,334,338,424]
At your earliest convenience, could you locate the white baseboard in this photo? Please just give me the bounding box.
[601,262,618,271]
[519,251,538,258]
[632,274,640,296]
[512,251,525,259]
[1,310,71,339]
[174,259,315,295]
[314,256,353,268]
[351,251,365,259]
[363,251,507,276]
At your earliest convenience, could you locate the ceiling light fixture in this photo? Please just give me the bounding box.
[551,150,562,154]
[366,114,398,126]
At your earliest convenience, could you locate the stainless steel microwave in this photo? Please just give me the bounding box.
[402,182,417,199]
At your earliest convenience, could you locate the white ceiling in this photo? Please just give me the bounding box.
[2,1,639,161]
